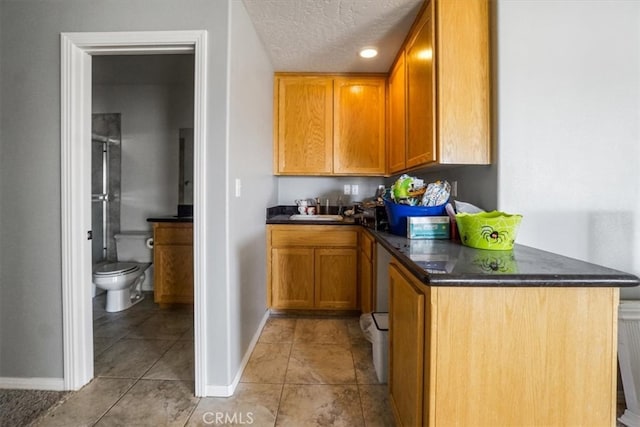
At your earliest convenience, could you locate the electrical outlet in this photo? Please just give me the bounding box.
[343,184,351,195]
[351,184,359,195]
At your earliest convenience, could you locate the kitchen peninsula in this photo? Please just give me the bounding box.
[266,211,639,426]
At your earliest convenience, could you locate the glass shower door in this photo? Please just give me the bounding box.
[91,137,108,265]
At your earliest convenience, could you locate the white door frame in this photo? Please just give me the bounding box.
[60,30,208,396]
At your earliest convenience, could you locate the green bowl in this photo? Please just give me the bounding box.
[455,211,523,250]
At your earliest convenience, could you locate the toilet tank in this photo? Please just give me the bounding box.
[114,231,153,263]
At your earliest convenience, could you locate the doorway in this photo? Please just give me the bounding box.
[60,31,208,396]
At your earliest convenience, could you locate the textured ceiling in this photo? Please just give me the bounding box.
[241,0,423,73]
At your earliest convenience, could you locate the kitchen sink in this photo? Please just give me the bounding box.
[289,214,344,221]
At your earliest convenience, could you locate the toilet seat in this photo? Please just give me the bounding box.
[94,262,139,277]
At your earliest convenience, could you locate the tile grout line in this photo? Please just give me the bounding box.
[352,346,368,427]
[91,293,195,426]
[91,345,194,424]
[272,317,299,426]
[182,394,202,427]
[90,378,139,427]
[91,302,154,425]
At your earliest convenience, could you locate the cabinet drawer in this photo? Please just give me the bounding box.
[153,223,193,245]
[270,226,358,248]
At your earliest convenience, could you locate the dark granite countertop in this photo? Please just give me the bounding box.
[266,205,639,288]
[371,230,639,288]
[147,216,193,223]
[266,205,358,225]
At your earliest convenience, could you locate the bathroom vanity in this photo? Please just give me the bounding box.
[148,219,194,306]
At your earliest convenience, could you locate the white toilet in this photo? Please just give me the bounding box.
[93,231,153,313]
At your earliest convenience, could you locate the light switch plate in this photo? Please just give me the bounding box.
[235,178,242,198]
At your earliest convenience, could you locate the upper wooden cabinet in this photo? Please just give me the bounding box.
[333,77,386,175]
[388,0,491,172]
[273,74,386,176]
[387,53,407,174]
[274,76,333,175]
[406,2,437,168]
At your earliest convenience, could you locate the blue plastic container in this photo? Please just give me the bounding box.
[383,198,448,236]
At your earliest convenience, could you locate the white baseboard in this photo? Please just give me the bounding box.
[0,377,65,391]
[204,310,270,397]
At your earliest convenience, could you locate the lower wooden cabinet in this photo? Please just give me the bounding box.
[359,229,376,313]
[267,225,359,310]
[315,248,358,309]
[389,262,426,426]
[152,222,193,305]
[271,247,315,308]
[388,259,619,426]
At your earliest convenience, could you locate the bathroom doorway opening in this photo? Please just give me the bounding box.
[60,31,208,396]
[90,54,195,377]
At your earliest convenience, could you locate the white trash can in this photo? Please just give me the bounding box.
[371,312,389,383]
[619,300,640,427]
[360,312,389,384]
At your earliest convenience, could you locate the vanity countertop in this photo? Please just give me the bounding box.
[147,216,193,223]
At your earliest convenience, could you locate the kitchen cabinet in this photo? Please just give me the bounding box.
[315,248,358,309]
[152,222,193,306]
[359,228,376,313]
[405,1,436,168]
[387,52,407,175]
[273,76,333,175]
[267,225,359,310]
[273,74,386,176]
[388,0,491,172]
[389,261,426,426]
[388,258,618,426]
[271,247,315,308]
[333,77,386,175]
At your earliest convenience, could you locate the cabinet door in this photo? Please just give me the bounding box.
[275,76,333,175]
[315,248,358,309]
[389,263,425,426]
[359,230,376,313]
[405,1,436,168]
[388,53,407,174]
[436,0,490,164]
[333,77,386,175]
[359,252,373,313]
[271,247,315,309]
[154,244,194,304]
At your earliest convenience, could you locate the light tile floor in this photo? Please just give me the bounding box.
[35,292,394,426]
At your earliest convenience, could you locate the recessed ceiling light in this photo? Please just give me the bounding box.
[359,48,378,59]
